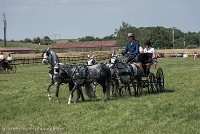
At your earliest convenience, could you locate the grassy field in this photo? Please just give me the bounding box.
[0,57,200,134]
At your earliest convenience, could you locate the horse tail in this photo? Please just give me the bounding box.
[103,63,112,81]
[104,64,111,99]
[84,83,96,99]
[99,63,111,99]
[106,80,111,99]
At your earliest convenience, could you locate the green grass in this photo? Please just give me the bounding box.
[0,57,200,134]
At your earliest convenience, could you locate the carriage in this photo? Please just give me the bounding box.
[135,53,164,94]
[0,61,17,73]
[109,52,164,96]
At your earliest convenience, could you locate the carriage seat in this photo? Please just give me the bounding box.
[141,53,153,64]
[140,53,153,76]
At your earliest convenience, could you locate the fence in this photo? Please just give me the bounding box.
[12,54,110,65]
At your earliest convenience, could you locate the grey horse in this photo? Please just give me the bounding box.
[108,52,143,96]
[58,63,111,104]
[42,48,94,103]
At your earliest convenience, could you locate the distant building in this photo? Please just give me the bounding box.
[51,40,117,52]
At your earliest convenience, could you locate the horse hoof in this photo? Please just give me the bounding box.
[68,102,71,105]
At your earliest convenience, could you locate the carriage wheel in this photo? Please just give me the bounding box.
[0,66,8,73]
[156,68,164,92]
[12,64,17,73]
[8,64,17,73]
[0,67,4,73]
[148,73,157,93]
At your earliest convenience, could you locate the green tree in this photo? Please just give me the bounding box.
[24,38,32,43]
[149,27,172,49]
[79,36,95,41]
[102,34,116,40]
[185,32,199,48]
[32,37,41,44]
[41,36,53,45]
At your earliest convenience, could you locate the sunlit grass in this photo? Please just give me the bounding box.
[0,57,200,133]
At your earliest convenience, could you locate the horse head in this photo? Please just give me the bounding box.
[87,54,96,65]
[110,52,120,64]
[42,48,60,66]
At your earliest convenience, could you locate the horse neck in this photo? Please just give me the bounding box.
[50,51,60,67]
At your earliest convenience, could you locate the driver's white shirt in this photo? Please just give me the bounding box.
[0,55,4,60]
[139,46,143,53]
[7,56,13,61]
[144,47,155,53]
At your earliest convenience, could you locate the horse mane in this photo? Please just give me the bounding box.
[49,49,60,64]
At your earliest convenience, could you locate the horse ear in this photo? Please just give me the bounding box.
[92,54,94,58]
[46,48,50,51]
[87,55,90,58]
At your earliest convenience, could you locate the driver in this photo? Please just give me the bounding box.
[122,33,140,63]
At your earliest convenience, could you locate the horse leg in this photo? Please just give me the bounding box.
[47,80,54,100]
[55,82,61,103]
[80,87,85,101]
[132,81,137,96]
[100,83,107,101]
[112,80,117,97]
[75,87,84,103]
[68,83,78,105]
[101,82,109,101]
[127,84,131,96]
[113,79,121,96]
[137,79,142,95]
[93,82,97,96]
[68,81,74,99]
[75,88,80,103]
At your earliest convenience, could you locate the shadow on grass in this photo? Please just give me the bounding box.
[40,88,176,104]
[162,88,176,93]
[71,95,131,104]
[134,88,176,97]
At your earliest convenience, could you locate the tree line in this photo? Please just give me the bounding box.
[78,35,116,42]
[21,36,54,45]
[79,22,200,49]
[114,22,200,49]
